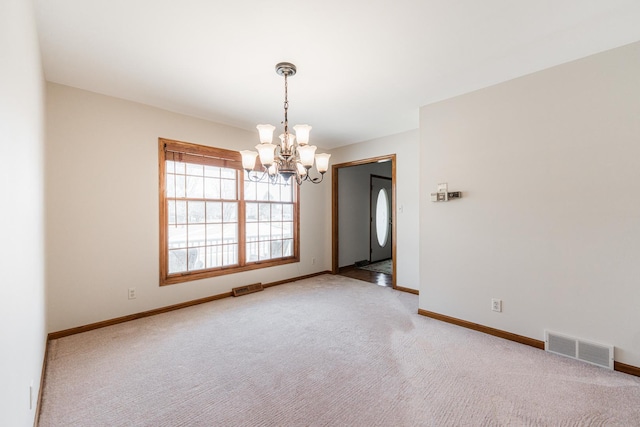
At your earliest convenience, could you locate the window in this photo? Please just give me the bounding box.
[375,188,389,247]
[159,138,299,285]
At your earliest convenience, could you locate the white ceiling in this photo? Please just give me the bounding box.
[35,0,640,149]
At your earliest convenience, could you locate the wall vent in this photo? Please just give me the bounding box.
[232,282,263,297]
[545,330,613,369]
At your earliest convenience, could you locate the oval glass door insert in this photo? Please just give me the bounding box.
[376,188,389,247]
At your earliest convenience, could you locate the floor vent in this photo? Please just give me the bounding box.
[545,330,613,369]
[232,283,263,297]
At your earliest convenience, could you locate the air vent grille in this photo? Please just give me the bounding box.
[545,330,613,369]
[548,333,577,358]
[578,341,611,368]
[232,283,263,297]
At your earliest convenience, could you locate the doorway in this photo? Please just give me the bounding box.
[331,155,396,288]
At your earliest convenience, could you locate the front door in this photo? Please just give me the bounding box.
[370,175,392,263]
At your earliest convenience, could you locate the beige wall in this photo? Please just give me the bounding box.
[0,0,46,425]
[330,130,420,290]
[419,42,640,366]
[45,83,331,333]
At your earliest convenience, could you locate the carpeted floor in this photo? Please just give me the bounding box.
[39,275,640,426]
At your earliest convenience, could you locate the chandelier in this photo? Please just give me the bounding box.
[240,62,330,185]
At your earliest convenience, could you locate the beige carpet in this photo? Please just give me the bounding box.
[39,275,640,426]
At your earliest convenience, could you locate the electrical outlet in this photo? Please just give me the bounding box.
[312,258,316,265]
[491,298,502,312]
[128,287,136,300]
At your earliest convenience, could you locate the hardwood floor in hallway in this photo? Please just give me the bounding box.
[338,265,393,288]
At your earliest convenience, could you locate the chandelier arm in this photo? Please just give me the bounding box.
[301,170,326,184]
[245,169,270,183]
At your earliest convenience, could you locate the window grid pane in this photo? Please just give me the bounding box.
[166,160,239,275]
[245,201,295,263]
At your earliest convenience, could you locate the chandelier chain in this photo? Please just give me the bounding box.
[283,73,289,141]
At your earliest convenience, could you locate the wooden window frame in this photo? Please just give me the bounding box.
[159,138,300,286]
